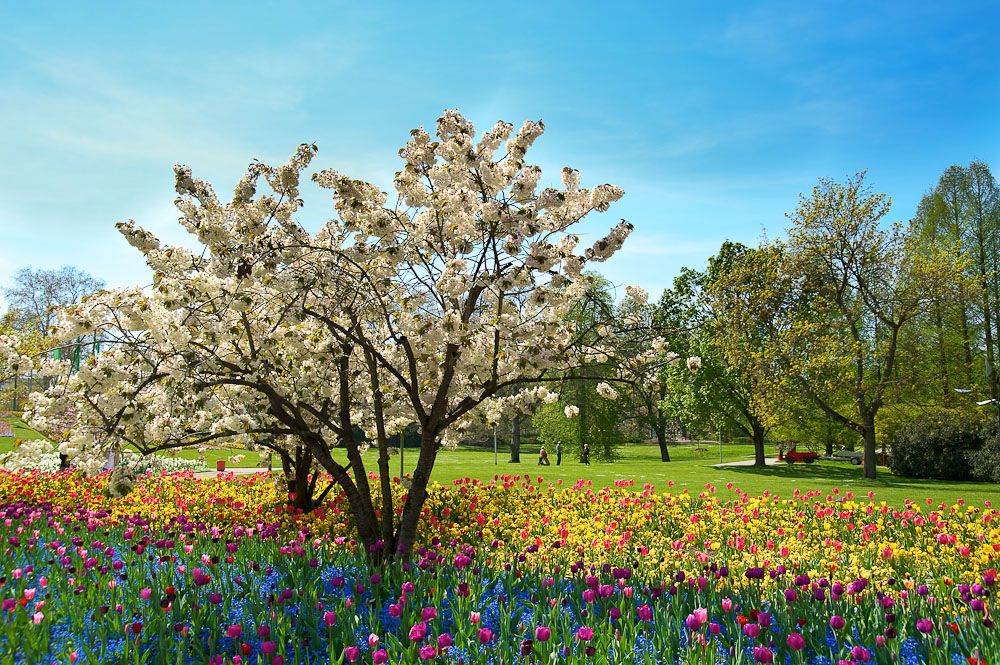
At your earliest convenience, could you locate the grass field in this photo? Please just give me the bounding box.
[4,417,999,507]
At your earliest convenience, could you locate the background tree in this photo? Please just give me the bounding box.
[655,241,773,465]
[3,266,104,337]
[732,173,959,478]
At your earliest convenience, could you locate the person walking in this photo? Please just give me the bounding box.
[582,443,590,466]
[556,441,563,466]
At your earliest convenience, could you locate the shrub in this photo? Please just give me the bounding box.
[889,410,985,481]
[967,417,1000,482]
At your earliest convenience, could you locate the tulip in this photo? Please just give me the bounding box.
[830,615,846,630]
[535,625,551,642]
[368,634,379,649]
[260,642,276,655]
[478,627,493,643]
[470,612,481,624]
[786,633,805,650]
[227,625,242,640]
[409,621,427,642]
[343,647,359,663]
[323,611,336,627]
[372,650,388,665]
[419,646,437,660]
[437,633,453,649]
[576,626,594,641]
[421,606,437,621]
[753,647,773,664]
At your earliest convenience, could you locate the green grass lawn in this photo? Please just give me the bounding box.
[410,442,1000,508]
[0,416,50,443]
[4,417,999,507]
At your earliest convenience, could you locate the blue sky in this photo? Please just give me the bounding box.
[1,1,998,308]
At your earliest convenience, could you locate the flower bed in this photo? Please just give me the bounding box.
[0,471,997,663]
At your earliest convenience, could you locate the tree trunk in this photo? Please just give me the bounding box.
[394,430,439,557]
[751,422,766,466]
[934,304,949,398]
[509,415,521,463]
[861,414,878,480]
[655,425,671,462]
[958,283,975,388]
[289,447,317,511]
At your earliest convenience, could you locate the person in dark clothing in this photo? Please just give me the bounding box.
[582,443,590,466]
[556,441,563,466]
[538,446,550,466]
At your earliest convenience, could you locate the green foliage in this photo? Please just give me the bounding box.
[967,435,1000,483]
[889,409,987,481]
[533,388,624,461]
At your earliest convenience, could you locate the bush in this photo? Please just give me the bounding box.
[966,416,1000,482]
[889,410,985,481]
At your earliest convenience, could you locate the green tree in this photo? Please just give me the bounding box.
[722,173,959,479]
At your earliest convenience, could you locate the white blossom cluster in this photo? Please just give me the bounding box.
[596,382,619,401]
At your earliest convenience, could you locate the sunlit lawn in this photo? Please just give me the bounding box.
[4,416,998,507]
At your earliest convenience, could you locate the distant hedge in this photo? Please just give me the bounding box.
[890,410,997,481]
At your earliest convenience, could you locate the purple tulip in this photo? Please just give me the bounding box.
[535,626,551,642]
[786,633,805,650]
[753,647,773,664]
[916,619,934,633]
[409,621,427,642]
[830,615,846,630]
